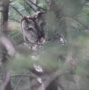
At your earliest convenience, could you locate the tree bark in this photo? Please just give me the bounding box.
[1,0,9,33]
[1,0,12,90]
[1,71,12,90]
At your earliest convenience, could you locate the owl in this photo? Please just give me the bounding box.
[21,11,46,50]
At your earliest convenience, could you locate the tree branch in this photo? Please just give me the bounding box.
[14,71,29,90]
[11,74,31,77]
[10,5,23,17]
[75,0,87,16]
[68,16,89,30]
[27,0,47,11]
[60,16,89,30]
[9,18,20,23]
[25,0,36,12]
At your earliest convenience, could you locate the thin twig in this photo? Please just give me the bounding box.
[9,18,20,23]
[61,16,89,30]
[27,0,47,11]
[23,0,31,14]
[10,5,23,17]
[74,0,87,16]
[14,71,29,90]
[11,73,38,78]
[11,74,30,77]
[25,0,36,12]
[70,17,89,30]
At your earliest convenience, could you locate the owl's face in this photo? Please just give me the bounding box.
[21,11,46,49]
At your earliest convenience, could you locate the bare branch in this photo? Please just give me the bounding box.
[27,0,47,11]
[25,0,36,12]
[11,74,31,77]
[10,5,23,17]
[75,0,87,16]
[14,71,29,90]
[67,16,89,30]
[9,18,20,23]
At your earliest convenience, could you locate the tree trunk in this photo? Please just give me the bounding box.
[1,70,12,90]
[1,0,9,33]
[1,0,12,90]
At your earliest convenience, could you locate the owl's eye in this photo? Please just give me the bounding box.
[26,27,33,31]
[29,27,33,31]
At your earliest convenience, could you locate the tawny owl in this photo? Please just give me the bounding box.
[21,11,46,50]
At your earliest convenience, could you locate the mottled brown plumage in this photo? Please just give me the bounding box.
[21,11,46,50]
